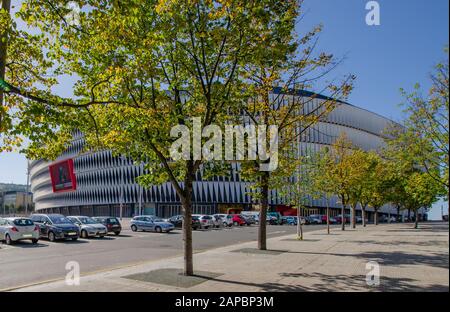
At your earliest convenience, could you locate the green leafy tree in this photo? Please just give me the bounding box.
[327,133,354,231]
[404,171,443,229]
[310,147,335,234]
[2,0,299,276]
[346,149,380,228]
[239,3,353,249]
[399,49,449,195]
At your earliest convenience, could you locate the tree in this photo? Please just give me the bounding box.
[309,147,335,234]
[383,120,445,228]
[1,0,55,152]
[3,0,297,276]
[346,149,380,228]
[327,133,354,231]
[399,50,449,194]
[239,3,353,248]
[367,157,393,225]
[404,171,443,229]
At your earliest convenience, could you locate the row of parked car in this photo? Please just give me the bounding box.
[1,211,383,245]
[0,214,122,245]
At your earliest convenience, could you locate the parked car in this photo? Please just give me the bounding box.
[30,214,80,242]
[211,215,224,228]
[267,212,283,225]
[67,216,107,238]
[240,214,255,226]
[168,215,201,230]
[282,216,298,225]
[192,215,214,229]
[335,214,351,224]
[92,216,122,235]
[227,214,246,226]
[213,214,231,227]
[355,216,369,224]
[320,215,338,224]
[0,217,39,245]
[130,215,175,233]
[307,215,322,224]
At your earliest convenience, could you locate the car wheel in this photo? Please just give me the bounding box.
[81,230,88,239]
[48,232,56,242]
[155,226,162,233]
[32,239,38,244]
[114,231,121,236]
[5,234,13,245]
[131,225,137,232]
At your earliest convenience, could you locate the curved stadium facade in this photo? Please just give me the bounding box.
[30,91,399,220]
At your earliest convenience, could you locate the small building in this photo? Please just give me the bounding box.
[1,191,33,214]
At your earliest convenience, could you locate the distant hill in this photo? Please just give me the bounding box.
[0,183,27,192]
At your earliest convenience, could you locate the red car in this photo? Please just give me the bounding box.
[227,214,246,226]
[335,214,351,224]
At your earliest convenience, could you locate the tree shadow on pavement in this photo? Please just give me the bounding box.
[203,272,448,292]
[351,240,449,248]
[274,250,449,269]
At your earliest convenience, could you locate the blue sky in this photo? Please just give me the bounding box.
[0,0,448,219]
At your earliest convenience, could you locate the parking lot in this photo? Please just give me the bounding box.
[0,222,335,290]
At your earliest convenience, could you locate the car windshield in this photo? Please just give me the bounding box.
[78,217,98,225]
[202,216,212,219]
[49,216,72,224]
[13,219,34,226]
[192,216,200,220]
[107,218,119,224]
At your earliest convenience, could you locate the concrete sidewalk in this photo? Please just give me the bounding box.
[13,222,449,292]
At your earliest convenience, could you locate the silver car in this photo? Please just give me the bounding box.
[67,216,108,238]
[193,214,214,229]
[0,217,39,245]
[130,215,175,233]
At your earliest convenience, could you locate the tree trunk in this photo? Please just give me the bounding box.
[0,0,11,126]
[407,208,411,221]
[374,208,379,225]
[258,171,269,250]
[414,210,419,229]
[362,204,366,227]
[296,205,303,240]
[181,174,194,276]
[396,205,401,222]
[326,198,330,235]
[341,196,346,231]
[351,203,356,229]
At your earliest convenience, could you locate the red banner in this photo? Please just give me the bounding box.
[49,159,77,193]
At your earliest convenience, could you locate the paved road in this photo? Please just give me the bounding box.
[0,224,335,290]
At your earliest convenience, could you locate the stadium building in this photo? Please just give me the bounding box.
[30,90,401,220]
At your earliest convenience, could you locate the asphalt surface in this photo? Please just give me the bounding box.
[0,224,335,290]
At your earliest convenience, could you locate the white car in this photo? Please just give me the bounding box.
[0,217,39,245]
[213,214,231,227]
[67,216,108,238]
[193,215,214,229]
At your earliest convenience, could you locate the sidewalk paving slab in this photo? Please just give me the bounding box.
[11,222,449,292]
